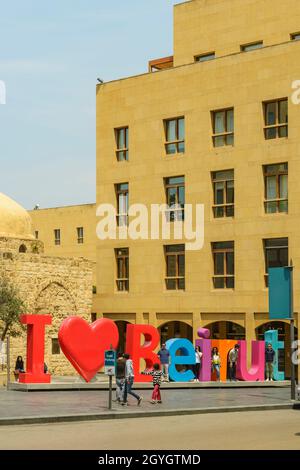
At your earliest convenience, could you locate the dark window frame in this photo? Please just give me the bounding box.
[115,248,129,292]
[263,98,288,140]
[212,241,235,289]
[263,238,289,287]
[263,163,288,214]
[54,229,61,246]
[115,127,129,161]
[212,170,234,218]
[195,52,215,62]
[115,183,129,227]
[164,117,185,155]
[77,227,84,244]
[164,176,185,221]
[240,41,263,52]
[212,108,234,147]
[164,244,185,291]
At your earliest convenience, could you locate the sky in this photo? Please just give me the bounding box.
[0,0,182,210]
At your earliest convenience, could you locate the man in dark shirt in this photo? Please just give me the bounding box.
[265,343,276,382]
[157,343,170,382]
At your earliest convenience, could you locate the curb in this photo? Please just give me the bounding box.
[0,403,295,426]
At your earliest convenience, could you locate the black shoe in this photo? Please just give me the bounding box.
[137,397,143,406]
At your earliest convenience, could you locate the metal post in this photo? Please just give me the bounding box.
[108,375,112,410]
[6,336,10,391]
[289,261,296,400]
[290,319,296,400]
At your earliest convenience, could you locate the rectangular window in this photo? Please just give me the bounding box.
[115,127,129,161]
[52,338,60,355]
[212,241,234,289]
[195,52,215,62]
[264,163,288,214]
[212,170,234,218]
[165,244,185,290]
[264,99,288,139]
[165,176,185,221]
[115,183,129,227]
[35,231,39,239]
[264,238,288,287]
[241,41,263,52]
[115,248,129,291]
[212,108,234,147]
[164,117,185,155]
[291,32,300,41]
[54,229,61,246]
[77,227,84,244]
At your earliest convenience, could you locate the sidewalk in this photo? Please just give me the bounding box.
[0,386,297,426]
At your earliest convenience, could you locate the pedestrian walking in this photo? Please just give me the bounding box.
[228,344,240,381]
[211,347,221,381]
[157,343,170,381]
[122,353,143,406]
[144,363,164,404]
[193,346,202,382]
[265,343,276,381]
[114,353,126,403]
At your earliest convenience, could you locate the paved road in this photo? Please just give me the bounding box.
[0,410,300,449]
[0,388,291,419]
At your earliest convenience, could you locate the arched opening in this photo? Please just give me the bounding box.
[115,320,131,354]
[19,244,27,253]
[204,321,245,340]
[158,321,193,345]
[256,321,298,379]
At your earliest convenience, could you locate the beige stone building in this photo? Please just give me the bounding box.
[0,193,93,376]
[29,203,97,287]
[93,0,300,376]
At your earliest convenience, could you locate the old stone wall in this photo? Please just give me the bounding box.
[0,248,94,376]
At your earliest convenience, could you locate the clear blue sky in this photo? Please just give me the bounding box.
[0,0,182,209]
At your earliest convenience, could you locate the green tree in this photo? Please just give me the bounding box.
[0,277,26,341]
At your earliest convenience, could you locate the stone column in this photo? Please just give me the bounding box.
[245,312,256,368]
[192,312,202,344]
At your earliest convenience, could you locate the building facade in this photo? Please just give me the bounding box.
[94,0,300,376]
[29,204,97,287]
[0,193,93,376]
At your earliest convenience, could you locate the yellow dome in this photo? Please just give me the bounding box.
[0,193,34,240]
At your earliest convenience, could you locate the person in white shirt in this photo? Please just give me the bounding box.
[193,346,203,382]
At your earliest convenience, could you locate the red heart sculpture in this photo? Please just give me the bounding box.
[58,317,119,382]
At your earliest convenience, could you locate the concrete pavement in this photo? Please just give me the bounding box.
[1,409,300,449]
[0,386,295,425]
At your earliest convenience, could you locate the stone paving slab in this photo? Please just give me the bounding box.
[0,386,295,425]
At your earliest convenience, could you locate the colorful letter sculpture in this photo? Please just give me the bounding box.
[236,340,265,381]
[125,324,160,382]
[195,328,211,382]
[264,329,285,381]
[58,317,119,382]
[19,314,52,384]
[166,338,195,382]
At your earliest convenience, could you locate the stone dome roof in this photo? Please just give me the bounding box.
[0,192,34,240]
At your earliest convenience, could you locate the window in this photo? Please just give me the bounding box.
[212,108,234,147]
[241,41,263,52]
[263,99,288,139]
[212,170,234,218]
[35,231,39,239]
[165,244,185,290]
[19,244,27,253]
[195,52,215,62]
[115,127,129,161]
[264,163,288,214]
[77,227,84,244]
[164,117,185,155]
[52,338,60,355]
[291,32,300,41]
[115,248,129,291]
[165,176,185,221]
[212,241,234,289]
[115,183,129,226]
[54,229,61,246]
[264,238,288,287]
